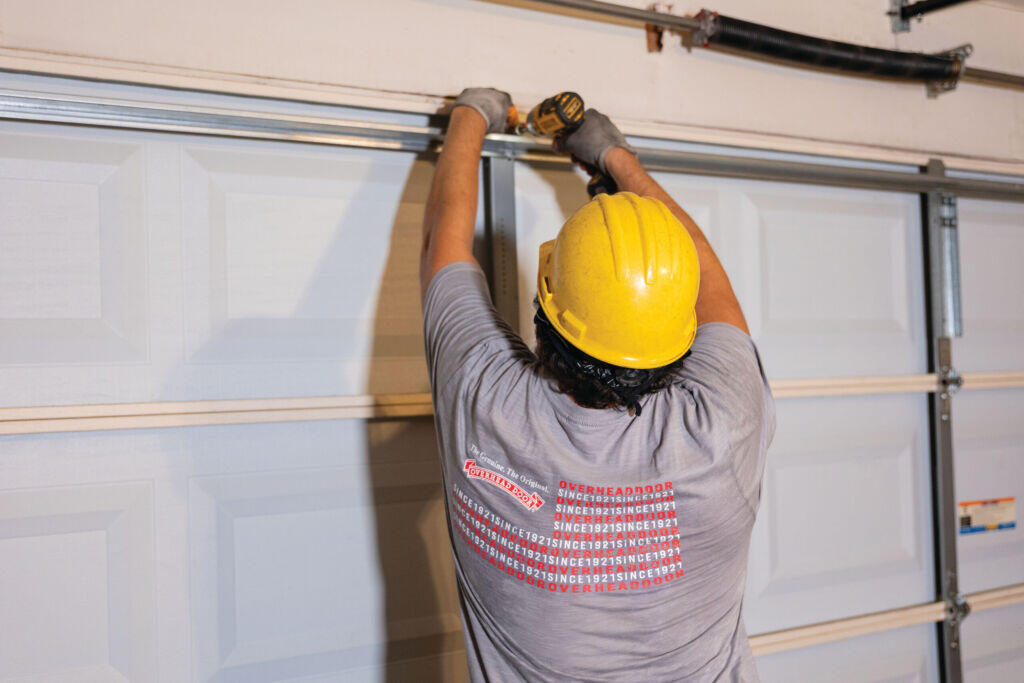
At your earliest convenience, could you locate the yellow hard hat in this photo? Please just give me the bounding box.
[536,192,700,370]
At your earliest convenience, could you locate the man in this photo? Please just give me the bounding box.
[420,87,775,682]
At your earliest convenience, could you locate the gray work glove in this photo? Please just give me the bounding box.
[560,109,636,173]
[452,87,512,134]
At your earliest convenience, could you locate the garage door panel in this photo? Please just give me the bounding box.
[189,467,453,680]
[184,418,457,682]
[755,623,939,683]
[961,603,1024,683]
[515,161,935,635]
[515,163,926,378]
[180,146,423,351]
[0,122,439,407]
[179,142,430,397]
[754,192,911,334]
[0,129,148,366]
[744,393,934,633]
[953,388,1024,593]
[652,174,925,379]
[0,480,156,681]
[0,416,456,682]
[953,199,1024,371]
[6,82,1016,680]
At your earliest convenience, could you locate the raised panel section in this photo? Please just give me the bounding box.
[515,163,926,378]
[755,623,938,682]
[765,442,916,587]
[961,603,1024,683]
[740,185,923,378]
[953,199,1024,371]
[180,143,432,396]
[744,393,933,633]
[953,388,1024,593]
[0,178,101,318]
[755,193,908,334]
[0,129,148,365]
[1,531,110,678]
[188,420,460,682]
[0,415,457,682]
[0,122,438,406]
[0,481,155,681]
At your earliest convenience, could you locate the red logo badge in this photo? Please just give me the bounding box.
[463,460,545,511]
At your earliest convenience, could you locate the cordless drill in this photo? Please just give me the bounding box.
[523,92,618,197]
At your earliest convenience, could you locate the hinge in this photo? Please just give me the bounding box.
[940,366,963,397]
[942,570,971,651]
[947,592,971,626]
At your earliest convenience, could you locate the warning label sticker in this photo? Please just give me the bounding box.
[959,497,1016,535]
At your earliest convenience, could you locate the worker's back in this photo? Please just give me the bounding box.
[425,262,775,682]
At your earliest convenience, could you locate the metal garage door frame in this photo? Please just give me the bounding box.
[3,79,1024,682]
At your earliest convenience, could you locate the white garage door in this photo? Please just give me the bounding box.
[515,161,938,681]
[952,198,1024,683]
[0,77,467,680]
[1,72,1022,682]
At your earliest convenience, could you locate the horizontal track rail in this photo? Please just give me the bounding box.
[3,371,1022,435]
[2,91,1023,201]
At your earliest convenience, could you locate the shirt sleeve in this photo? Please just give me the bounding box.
[422,261,531,392]
[671,322,777,511]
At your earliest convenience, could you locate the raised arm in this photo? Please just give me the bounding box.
[561,111,749,335]
[420,87,512,298]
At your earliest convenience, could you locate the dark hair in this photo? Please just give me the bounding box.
[533,303,687,416]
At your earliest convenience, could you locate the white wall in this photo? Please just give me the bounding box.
[1,0,1023,170]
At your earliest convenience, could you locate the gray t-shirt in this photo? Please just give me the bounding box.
[423,261,775,682]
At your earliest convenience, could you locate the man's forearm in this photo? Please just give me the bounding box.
[604,147,749,333]
[420,107,487,293]
[604,148,713,254]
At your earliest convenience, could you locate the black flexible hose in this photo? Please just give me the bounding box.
[900,0,973,21]
[698,10,959,81]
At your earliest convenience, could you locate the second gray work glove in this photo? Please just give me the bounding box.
[452,87,513,134]
[560,109,636,174]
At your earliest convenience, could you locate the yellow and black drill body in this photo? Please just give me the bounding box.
[525,91,585,138]
[525,92,618,197]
